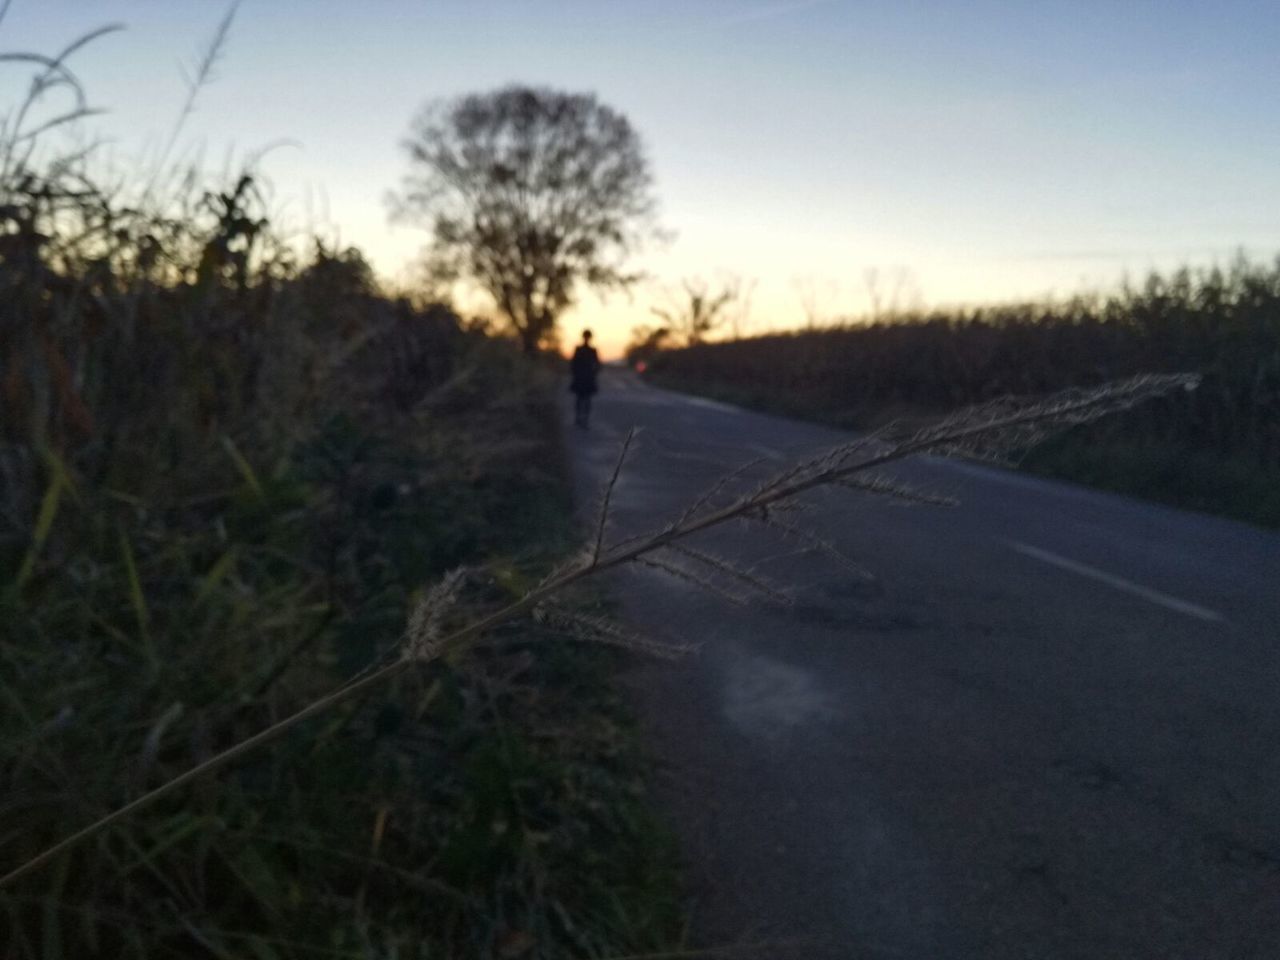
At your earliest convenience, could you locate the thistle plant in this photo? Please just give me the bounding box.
[1,371,1199,888]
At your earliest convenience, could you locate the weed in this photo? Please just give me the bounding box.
[0,21,680,957]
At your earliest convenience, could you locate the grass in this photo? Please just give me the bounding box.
[1020,431,1280,528]
[2,331,685,957]
[0,22,685,952]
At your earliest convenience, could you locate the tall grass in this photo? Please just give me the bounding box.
[0,26,684,957]
[647,262,1280,524]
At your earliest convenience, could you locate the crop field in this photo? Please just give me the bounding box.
[648,261,1280,526]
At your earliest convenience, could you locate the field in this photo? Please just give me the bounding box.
[647,260,1280,527]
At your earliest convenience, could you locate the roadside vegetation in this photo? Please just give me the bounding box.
[643,261,1280,526]
[0,26,680,960]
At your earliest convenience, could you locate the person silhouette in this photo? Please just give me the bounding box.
[569,329,601,428]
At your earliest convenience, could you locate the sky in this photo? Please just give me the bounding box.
[3,0,1279,356]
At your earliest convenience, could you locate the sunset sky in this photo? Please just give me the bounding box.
[5,0,1278,356]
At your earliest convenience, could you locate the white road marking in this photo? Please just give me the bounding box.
[1005,540,1224,623]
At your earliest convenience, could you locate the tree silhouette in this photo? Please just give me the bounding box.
[651,277,740,346]
[624,323,673,366]
[393,85,658,353]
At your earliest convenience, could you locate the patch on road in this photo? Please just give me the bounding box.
[721,652,838,742]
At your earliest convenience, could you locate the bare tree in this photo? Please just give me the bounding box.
[863,265,923,322]
[792,274,839,329]
[651,276,740,346]
[392,85,659,353]
[730,275,757,340]
[624,322,673,366]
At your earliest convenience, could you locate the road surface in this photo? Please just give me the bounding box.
[564,370,1280,960]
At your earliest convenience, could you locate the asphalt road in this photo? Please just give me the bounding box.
[564,369,1280,960]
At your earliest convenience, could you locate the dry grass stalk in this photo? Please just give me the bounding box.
[0,371,1199,887]
[673,455,769,527]
[664,543,793,607]
[832,473,959,507]
[634,555,751,608]
[592,425,637,563]
[403,566,468,662]
[533,604,697,661]
[748,508,875,581]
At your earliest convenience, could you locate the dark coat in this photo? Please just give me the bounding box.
[569,345,600,395]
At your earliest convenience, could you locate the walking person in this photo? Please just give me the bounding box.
[569,329,601,428]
